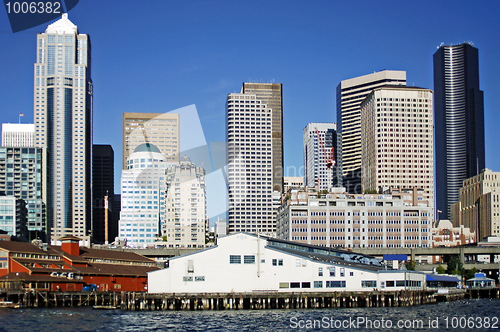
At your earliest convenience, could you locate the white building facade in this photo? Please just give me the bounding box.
[2,124,35,147]
[276,188,432,249]
[148,233,425,294]
[162,156,206,249]
[119,143,168,248]
[33,14,93,241]
[226,93,274,235]
[303,123,338,191]
[284,176,303,193]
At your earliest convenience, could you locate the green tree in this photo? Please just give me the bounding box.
[436,265,446,274]
[363,189,378,194]
[465,267,478,280]
[446,257,463,275]
[406,260,416,270]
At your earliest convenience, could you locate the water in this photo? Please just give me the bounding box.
[0,299,499,331]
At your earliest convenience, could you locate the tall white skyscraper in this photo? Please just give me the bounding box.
[227,93,274,235]
[303,123,338,191]
[33,14,93,241]
[361,86,434,215]
[337,70,406,193]
[2,123,35,147]
[119,143,167,248]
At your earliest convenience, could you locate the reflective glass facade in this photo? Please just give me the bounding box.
[434,43,485,219]
[0,147,46,239]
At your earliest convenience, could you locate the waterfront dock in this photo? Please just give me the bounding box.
[0,288,498,310]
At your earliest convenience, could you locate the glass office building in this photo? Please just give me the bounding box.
[434,43,485,219]
[0,147,47,240]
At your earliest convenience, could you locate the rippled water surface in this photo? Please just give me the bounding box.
[0,298,499,331]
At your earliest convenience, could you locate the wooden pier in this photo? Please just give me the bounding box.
[0,288,498,310]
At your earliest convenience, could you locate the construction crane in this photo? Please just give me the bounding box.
[314,127,336,169]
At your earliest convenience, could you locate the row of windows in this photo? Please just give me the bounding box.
[229,255,255,264]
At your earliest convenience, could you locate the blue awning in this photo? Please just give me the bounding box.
[426,275,460,282]
[383,254,407,261]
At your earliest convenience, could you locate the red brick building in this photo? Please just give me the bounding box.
[0,236,159,292]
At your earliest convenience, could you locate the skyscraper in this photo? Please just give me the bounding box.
[242,83,283,193]
[337,70,406,194]
[2,124,35,147]
[122,113,180,169]
[33,14,93,241]
[119,143,167,248]
[434,43,485,220]
[92,144,114,244]
[226,92,274,235]
[162,156,206,249]
[303,123,339,191]
[360,86,434,215]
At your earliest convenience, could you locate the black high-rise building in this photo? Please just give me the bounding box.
[434,43,485,220]
[92,144,115,243]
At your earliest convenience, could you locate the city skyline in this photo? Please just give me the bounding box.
[1,2,500,211]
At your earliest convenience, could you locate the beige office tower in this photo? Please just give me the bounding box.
[451,168,500,240]
[361,86,434,218]
[242,83,283,193]
[337,71,406,194]
[33,14,92,241]
[122,113,180,169]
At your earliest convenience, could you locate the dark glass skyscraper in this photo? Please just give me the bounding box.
[434,43,485,220]
[92,144,114,244]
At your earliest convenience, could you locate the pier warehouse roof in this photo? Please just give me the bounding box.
[0,237,159,292]
[148,233,426,294]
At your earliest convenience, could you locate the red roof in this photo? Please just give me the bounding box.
[0,272,85,283]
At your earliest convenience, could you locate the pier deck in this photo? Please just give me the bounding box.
[0,288,498,310]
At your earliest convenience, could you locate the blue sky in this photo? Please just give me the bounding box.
[1,0,500,217]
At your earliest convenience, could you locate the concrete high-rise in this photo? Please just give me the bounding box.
[2,124,35,147]
[92,144,114,244]
[242,83,283,193]
[162,156,206,249]
[33,14,92,241]
[434,43,485,220]
[451,168,500,241]
[122,113,180,169]
[303,123,339,191]
[337,71,406,194]
[360,86,434,216]
[226,92,274,235]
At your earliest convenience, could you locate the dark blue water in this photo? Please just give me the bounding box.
[0,299,499,331]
